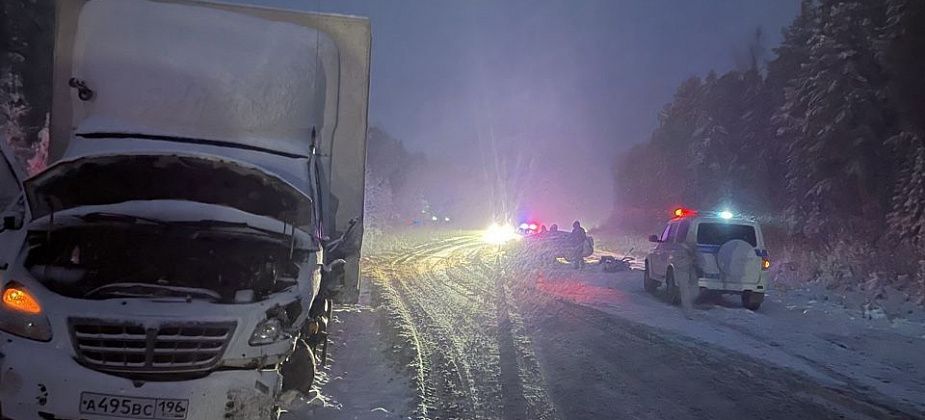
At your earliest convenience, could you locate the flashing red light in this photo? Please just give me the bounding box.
[673,207,697,218]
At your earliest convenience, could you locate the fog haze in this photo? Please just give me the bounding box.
[231,0,800,226]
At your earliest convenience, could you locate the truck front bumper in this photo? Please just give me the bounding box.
[0,333,281,420]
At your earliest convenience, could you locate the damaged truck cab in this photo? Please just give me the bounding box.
[0,0,369,418]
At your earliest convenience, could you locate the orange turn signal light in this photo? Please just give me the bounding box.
[762,258,771,270]
[3,285,42,314]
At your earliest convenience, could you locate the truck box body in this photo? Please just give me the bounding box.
[50,0,370,296]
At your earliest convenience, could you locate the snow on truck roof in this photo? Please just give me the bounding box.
[62,0,332,158]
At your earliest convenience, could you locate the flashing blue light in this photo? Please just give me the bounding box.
[719,210,734,220]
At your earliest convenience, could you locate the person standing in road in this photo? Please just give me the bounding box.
[570,220,587,270]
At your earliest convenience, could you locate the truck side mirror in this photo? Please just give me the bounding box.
[648,234,660,243]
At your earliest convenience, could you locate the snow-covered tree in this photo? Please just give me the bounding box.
[0,70,28,146]
[2,0,53,172]
[881,0,925,249]
[607,0,925,300]
[779,0,891,240]
[886,133,925,247]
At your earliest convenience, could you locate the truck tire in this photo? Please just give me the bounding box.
[742,291,764,311]
[644,262,659,294]
[280,338,316,394]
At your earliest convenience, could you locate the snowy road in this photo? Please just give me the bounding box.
[351,233,924,419]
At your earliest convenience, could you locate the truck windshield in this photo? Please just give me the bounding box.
[696,223,757,247]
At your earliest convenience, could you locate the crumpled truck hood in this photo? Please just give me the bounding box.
[24,152,313,224]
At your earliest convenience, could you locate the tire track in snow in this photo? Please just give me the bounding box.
[367,234,556,419]
[372,236,497,418]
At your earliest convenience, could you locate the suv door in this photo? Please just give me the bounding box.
[666,219,693,277]
[650,222,676,278]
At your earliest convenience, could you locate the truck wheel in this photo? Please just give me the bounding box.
[280,338,316,394]
[644,262,659,294]
[741,291,764,311]
[665,271,681,305]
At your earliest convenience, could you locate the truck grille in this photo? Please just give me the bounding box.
[69,318,235,374]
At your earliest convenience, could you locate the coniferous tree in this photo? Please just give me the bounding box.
[882,0,925,248]
[610,0,925,298]
[781,0,891,240]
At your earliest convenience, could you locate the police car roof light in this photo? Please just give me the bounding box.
[673,207,697,218]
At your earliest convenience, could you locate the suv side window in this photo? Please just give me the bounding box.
[677,220,690,242]
[659,224,671,242]
[666,222,679,243]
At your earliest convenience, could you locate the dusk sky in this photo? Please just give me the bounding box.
[230,0,800,224]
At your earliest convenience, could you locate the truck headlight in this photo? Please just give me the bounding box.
[249,318,291,346]
[0,283,52,341]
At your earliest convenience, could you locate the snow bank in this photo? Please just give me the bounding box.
[525,261,925,413]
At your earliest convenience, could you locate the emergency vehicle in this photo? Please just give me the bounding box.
[644,208,770,310]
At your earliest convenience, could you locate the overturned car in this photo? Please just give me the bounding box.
[0,0,370,418]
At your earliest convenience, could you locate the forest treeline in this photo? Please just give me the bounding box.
[1,0,53,169]
[613,0,925,301]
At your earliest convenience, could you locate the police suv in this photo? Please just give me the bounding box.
[644,208,770,310]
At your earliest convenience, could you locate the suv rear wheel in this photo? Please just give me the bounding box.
[741,291,764,311]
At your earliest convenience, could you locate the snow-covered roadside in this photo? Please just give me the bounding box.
[529,262,925,413]
[280,303,415,419]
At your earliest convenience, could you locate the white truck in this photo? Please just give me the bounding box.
[0,0,370,418]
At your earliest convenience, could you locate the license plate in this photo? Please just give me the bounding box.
[80,392,189,419]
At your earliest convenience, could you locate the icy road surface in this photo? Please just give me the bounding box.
[322,232,924,419]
